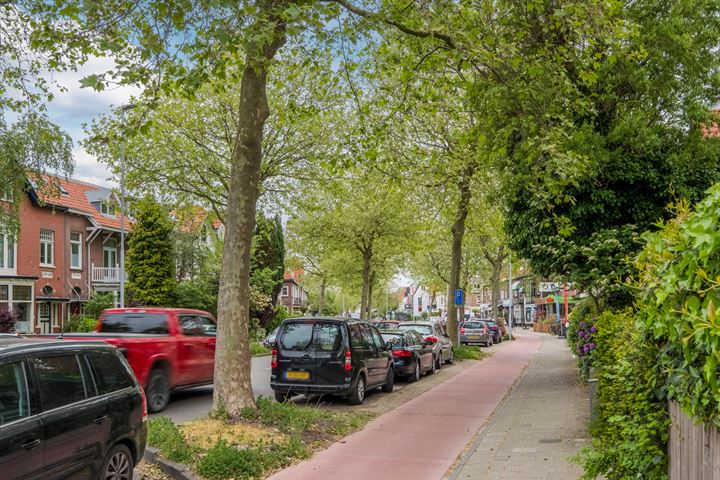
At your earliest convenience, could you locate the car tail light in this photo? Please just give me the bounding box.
[140,387,148,422]
[426,336,438,344]
[344,350,352,371]
[460,327,465,334]
[393,349,412,357]
[271,349,278,369]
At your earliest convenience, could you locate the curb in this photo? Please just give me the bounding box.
[143,447,200,480]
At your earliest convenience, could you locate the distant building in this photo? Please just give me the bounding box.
[280,269,308,314]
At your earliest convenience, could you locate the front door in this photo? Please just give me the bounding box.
[0,360,45,480]
[38,303,51,334]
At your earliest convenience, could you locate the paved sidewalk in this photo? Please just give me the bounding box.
[448,333,589,480]
[269,333,543,480]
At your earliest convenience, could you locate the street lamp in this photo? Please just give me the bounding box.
[119,103,136,308]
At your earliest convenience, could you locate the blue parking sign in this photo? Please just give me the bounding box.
[455,289,463,305]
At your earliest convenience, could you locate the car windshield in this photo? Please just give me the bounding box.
[464,322,484,329]
[398,324,433,335]
[381,333,404,347]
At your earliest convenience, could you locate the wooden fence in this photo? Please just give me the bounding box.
[669,400,720,479]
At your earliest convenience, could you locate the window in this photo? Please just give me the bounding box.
[32,355,87,411]
[360,325,377,351]
[398,324,433,335]
[87,353,133,395]
[180,315,217,336]
[279,322,314,351]
[100,201,115,216]
[349,324,366,349]
[103,238,117,268]
[281,286,289,297]
[380,332,404,347]
[0,285,32,333]
[315,323,342,352]
[40,230,54,266]
[99,313,169,334]
[0,232,15,271]
[70,232,82,269]
[369,327,385,350]
[0,362,30,425]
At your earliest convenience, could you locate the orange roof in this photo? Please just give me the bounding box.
[34,175,132,231]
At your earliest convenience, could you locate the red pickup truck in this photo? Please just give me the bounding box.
[56,307,217,412]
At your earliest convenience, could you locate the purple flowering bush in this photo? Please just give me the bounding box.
[0,304,18,333]
[575,319,597,377]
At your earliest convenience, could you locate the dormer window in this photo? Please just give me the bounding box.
[100,201,115,217]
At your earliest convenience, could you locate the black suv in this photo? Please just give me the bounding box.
[0,337,147,480]
[271,318,394,405]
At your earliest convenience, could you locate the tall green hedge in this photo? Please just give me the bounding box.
[579,310,668,480]
[636,185,720,427]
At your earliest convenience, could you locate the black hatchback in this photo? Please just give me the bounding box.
[270,318,394,405]
[0,337,147,480]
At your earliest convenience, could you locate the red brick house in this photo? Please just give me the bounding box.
[280,269,308,314]
[0,176,131,334]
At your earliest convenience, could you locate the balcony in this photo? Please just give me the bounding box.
[91,266,127,284]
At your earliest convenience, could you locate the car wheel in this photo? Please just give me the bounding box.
[348,374,366,405]
[382,367,394,393]
[408,360,421,383]
[99,443,134,480]
[446,349,455,365]
[435,352,443,370]
[274,391,290,403]
[146,368,170,413]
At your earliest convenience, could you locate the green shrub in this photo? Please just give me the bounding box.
[453,345,489,360]
[196,441,264,480]
[635,188,720,427]
[84,292,115,319]
[174,278,217,315]
[578,310,668,480]
[250,341,270,356]
[64,315,97,332]
[147,417,195,464]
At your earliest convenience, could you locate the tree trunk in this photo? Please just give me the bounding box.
[360,248,372,320]
[367,270,375,320]
[318,276,326,315]
[447,171,473,345]
[484,247,508,335]
[213,2,286,418]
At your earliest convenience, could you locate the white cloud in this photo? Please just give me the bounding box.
[43,55,141,188]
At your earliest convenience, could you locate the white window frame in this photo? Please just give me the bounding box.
[100,201,115,217]
[281,286,289,297]
[0,283,34,334]
[0,232,16,274]
[40,230,54,267]
[70,232,82,270]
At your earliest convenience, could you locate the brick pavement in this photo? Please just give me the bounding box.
[447,332,589,480]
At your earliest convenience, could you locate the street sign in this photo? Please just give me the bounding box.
[454,289,463,306]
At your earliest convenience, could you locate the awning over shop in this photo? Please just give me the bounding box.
[543,295,581,304]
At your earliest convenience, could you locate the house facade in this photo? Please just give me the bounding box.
[280,270,308,315]
[0,176,130,334]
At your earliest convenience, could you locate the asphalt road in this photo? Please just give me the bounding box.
[151,354,273,423]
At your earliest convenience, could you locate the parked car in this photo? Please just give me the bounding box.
[51,307,217,412]
[459,320,493,346]
[271,318,394,405]
[374,320,400,330]
[263,326,279,348]
[397,322,454,368]
[0,336,147,480]
[485,319,502,344]
[379,329,435,382]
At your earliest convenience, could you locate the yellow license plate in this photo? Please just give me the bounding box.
[286,371,310,380]
[467,335,480,339]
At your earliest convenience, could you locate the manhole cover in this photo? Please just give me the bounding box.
[539,438,562,444]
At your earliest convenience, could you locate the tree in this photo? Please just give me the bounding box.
[250,214,285,329]
[126,197,177,306]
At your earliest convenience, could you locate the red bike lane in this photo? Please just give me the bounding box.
[269,332,543,480]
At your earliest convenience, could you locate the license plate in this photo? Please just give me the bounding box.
[285,371,310,380]
[467,335,480,339]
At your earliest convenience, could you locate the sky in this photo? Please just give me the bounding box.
[43,56,140,188]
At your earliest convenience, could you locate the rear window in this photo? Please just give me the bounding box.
[279,322,342,352]
[88,353,134,394]
[316,324,342,352]
[381,333,404,347]
[100,313,169,334]
[398,324,432,335]
[464,322,484,329]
